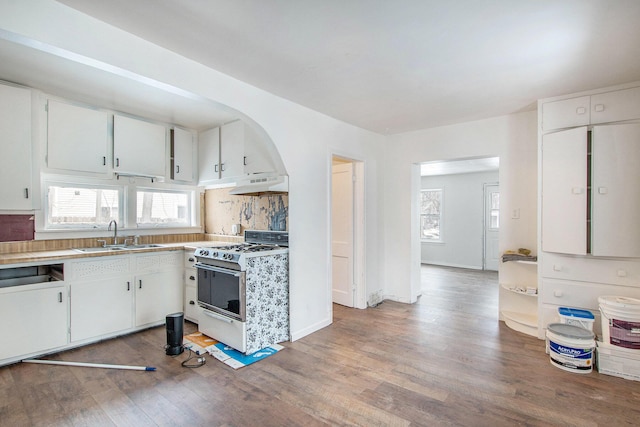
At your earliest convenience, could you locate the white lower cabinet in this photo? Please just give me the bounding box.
[70,277,133,342]
[68,251,182,342]
[135,269,183,327]
[0,285,67,360]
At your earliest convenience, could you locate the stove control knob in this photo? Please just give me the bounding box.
[212,251,219,258]
[201,250,209,256]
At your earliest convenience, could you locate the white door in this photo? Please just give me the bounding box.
[591,123,640,257]
[541,127,588,255]
[483,184,500,271]
[332,162,354,307]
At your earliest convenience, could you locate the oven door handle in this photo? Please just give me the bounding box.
[203,310,234,324]
[195,263,242,277]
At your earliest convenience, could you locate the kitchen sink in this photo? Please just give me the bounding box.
[73,244,165,253]
[73,246,127,253]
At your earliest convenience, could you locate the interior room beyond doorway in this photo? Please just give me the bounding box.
[419,157,499,272]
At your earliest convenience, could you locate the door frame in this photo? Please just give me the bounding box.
[329,154,366,310]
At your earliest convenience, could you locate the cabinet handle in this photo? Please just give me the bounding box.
[103,156,106,166]
[139,280,142,289]
[116,158,120,167]
[221,163,226,172]
[243,156,247,166]
[189,275,195,281]
[127,281,130,291]
[58,292,62,303]
[214,164,219,173]
[176,165,180,173]
[594,103,605,113]
[24,188,29,199]
[189,300,195,305]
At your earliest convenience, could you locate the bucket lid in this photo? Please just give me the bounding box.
[547,323,595,339]
[558,307,595,320]
[598,296,640,309]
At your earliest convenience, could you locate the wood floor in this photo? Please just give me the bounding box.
[2,265,639,426]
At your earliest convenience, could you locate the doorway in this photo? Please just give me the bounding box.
[331,155,365,309]
[419,157,499,271]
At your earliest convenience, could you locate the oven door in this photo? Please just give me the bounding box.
[196,263,246,322]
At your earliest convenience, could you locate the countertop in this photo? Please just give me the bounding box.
[0,241,223,267]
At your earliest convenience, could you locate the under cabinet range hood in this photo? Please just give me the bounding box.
[229,175,288,195]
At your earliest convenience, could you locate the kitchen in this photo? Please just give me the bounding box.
[2,1,640,425]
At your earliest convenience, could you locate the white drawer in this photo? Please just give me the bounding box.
[541,253,640,286]
[184,268,197,286]
[199,309,246,353]
[541,278,640,310]
[184,284,199,323]
[184,250,197,268]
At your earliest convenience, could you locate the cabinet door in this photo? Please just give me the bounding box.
[198,127,220,183]
[591,87,640,125]
[171,127,194,182]
[0,286,67,360]
[541,127,588,254]
[591,124,640,257]
[541,96,590,131]
[135,269,183,327]
[244,124,275,175]
[70,278,133,342]
[220,120,245,178]
[47,100,109,174]
[0,84,32,210]
[113,114,166,177]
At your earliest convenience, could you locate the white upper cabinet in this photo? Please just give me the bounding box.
[591,124,640,257]
[198,127,221,183]
[542,96,590,131]
[0,83,33,210]
[541,127,588,255]
[171,127,194,182]
[542,86,640,131]
[219,120,245,178]
[541,124,640,258]
[243,123,276,175]
[198,120,276,184]
[47,100,110,174]
[113,114,166,177]
[591,87,640,125]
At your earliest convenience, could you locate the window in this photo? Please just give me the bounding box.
[489,191,500,229]
[420,189,442,240]
[136,189,190,226]
[47,184,121,227]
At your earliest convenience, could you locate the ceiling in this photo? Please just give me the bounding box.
[53,0,640,135]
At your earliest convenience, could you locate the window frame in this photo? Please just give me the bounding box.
[44,180,125,230]
[420,188,443,242]
[134,187,194,229]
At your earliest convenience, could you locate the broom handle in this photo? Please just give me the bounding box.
[23,359,156,371]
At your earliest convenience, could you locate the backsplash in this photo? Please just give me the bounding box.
[204,188,288,235]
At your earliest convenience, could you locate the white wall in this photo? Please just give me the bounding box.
[420,170,499,269]
[0,0,384,341]
[383,111,538,304]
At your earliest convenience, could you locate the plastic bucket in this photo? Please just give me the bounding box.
[558,307,595,331]
[599,296,640,350]
[546,323,595,373]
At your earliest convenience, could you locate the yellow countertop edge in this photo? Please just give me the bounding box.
[0,241,227,266]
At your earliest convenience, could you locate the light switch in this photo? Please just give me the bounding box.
[511,208,520,219]
[617,270,627,277]
[598,187,608,194]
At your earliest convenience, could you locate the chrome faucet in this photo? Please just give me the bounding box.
[108,220,118,245]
